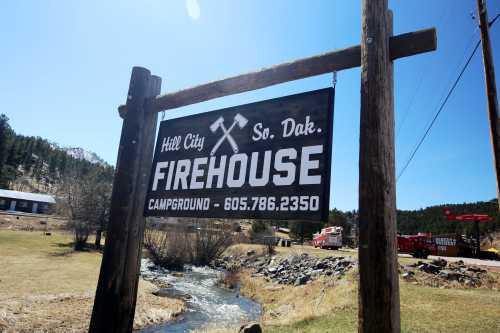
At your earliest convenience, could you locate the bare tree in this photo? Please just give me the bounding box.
[57,170,111,251]
[92,178,112,249]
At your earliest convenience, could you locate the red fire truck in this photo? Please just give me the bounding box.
[396,209,497,260]
[313,226,343,250]
[397,233,437,259]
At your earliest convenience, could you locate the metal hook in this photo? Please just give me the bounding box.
[332,71,338,88]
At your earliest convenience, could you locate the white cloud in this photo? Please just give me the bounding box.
[186,0,201,20]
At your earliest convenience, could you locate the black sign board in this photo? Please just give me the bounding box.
[144,88,334,221]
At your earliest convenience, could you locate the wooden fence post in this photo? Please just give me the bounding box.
[89,67,162,333]
[358,0,400,331]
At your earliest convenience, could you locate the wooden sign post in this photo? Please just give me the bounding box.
[358,1,399,331]
[89,2,436,331]
[89,68,161,333]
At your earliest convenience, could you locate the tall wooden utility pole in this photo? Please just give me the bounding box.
[358,0,400,331]
[89,67,161,333]
[477,0,500,210]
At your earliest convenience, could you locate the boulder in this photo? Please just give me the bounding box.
[153,280,172,289]
[294,275,309,286]
[466,266,485,273]
[431,258,447,267]
[239,322,262,333]
[438,270,461,281]
[152,288,191,300]
[418,263,441,274]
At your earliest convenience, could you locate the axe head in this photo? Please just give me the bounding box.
[234,113,248,128]
[210,116,225,133]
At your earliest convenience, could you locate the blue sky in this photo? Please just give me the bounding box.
[1,0,499,211]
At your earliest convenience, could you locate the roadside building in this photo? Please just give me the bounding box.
[0,189,56,214]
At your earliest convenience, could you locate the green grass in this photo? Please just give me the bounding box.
[0,230,102,296]
[261,283,500,333]
[265,308,357,333]
[400,283,500,332]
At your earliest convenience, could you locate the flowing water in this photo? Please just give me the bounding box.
[139,259,261,333]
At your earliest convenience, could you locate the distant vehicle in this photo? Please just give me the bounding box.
[396,209,499,260]
[313,226,343,250]
[397,233,437,259]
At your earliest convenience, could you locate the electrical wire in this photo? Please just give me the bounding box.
[489,13,499,27]
[396,13,500,182]
[395,2,453,139]
[400,28,478,163]
[396,40,481,182]
[395,68,425,139]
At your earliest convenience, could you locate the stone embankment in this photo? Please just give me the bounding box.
[214,250,498,289]
[400,258,499,289]
[213,251,356,286]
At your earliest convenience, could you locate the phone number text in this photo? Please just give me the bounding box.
[223,196,319,212]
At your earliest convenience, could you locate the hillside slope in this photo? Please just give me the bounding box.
[0,114,113,194]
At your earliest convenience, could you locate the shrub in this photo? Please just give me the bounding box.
[144,228,188,270]
[144,219,235,269]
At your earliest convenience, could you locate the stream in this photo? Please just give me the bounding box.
[139,259,262,332]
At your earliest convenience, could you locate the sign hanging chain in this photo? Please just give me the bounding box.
[332,71,338,89]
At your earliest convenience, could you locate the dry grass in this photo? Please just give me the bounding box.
[240,269,357,325]
[0,230,184,332]
[211,243,500,333]
[274,231,290,240]
[0,213,66,232]
[236,269,500,333]
[225,243,268,257]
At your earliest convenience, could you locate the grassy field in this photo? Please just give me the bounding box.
[225,244,500,333]
[2,230,499,332]
[0,230,184,332]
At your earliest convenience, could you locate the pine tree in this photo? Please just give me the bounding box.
[0,114,14,187]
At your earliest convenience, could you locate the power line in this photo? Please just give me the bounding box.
[396,40,481,182]
[395,3,453,138]
[489,13,499,27]
[397,14,500,181]
[395,65,425,138]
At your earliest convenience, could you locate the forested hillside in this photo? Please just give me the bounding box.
[397,199,499,236]
[286,202,500,241]
[0,114,114,193]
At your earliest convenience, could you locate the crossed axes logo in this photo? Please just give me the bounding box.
[209,113,248,155]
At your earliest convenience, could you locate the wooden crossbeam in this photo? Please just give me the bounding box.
[118,28,435,117]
